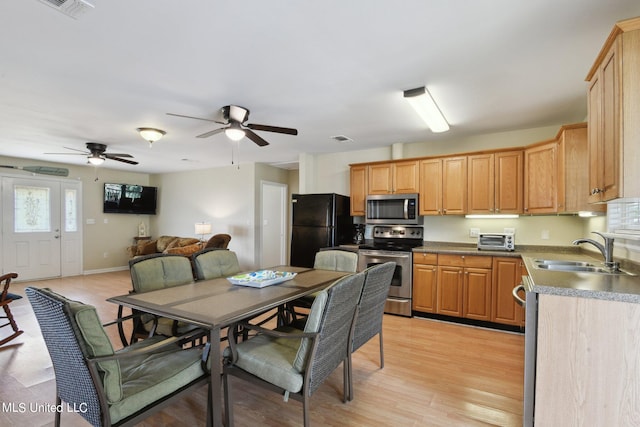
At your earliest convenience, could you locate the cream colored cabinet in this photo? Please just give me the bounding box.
[368,160,419,195]
[524,140,558,214]
[586,17,640,202]
[349,165,367,216]
[412,253,438,312]
[556,123,606,213]
[467,151,523,214]
[491,257,525,327]
[436,254,491,320]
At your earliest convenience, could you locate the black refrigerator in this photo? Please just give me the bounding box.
[290,193,352,268]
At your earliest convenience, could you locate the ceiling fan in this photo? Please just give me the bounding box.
[46,142,138,165]
[167,105,298,146]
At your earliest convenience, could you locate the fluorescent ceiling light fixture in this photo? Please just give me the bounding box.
[225,123,246,141]
[403,87,450,133]
[578,211,598,217]
[87,154,105,165]
[137,127,166,147]
[465,214,520,219]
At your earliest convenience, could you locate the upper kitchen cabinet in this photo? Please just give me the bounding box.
[349,164,368,216]
[467,150,523,214]
[524,140,558,214]
[556,123,606,213]
[586,16,640,203]
[368,160,420,195]
[419,156,467,215]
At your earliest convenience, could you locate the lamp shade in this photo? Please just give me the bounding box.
[195,222,212,236]
[137,127,166,146]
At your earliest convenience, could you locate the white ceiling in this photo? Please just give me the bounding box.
[1,0,639,174]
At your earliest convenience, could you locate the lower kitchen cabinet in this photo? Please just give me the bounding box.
[412,253,438,312]
[437,254,492,320]
[491,257,525,326]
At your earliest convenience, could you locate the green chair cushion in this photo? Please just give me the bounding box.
[130,256,194,293]
[293,290,327,372]
[313,250,358,273]
[109,340,204,424]
[194,250,240,280]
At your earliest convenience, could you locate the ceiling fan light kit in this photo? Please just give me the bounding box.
[88,154,105,165]
[137,127,166,147]
[224,123,246,141]
[404,86,450,133]
[45,142,139,166]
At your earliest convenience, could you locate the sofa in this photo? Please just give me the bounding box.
[126,234,231,259]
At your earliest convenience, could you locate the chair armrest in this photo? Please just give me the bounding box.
[88,329,206,363]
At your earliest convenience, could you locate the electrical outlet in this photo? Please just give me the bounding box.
[541,230,550,240]
[103,252,109,258]
[469,228,480,238]
[504,227,515,235]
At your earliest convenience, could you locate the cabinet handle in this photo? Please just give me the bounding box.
[591,188,602,195]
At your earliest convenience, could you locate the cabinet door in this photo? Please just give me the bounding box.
[419,158,442,215]
[349,165,367,216]
[467,154,494,214]
[599,43,620,201]
[394,160,420,193]
[495,150,523,214]
[437,265,463,316]
[463,267,492,321]
[442,156,467,215]
[524,141,557,214]
[491,257,524,326]
[413,263,437,312]
[368,164,393,194]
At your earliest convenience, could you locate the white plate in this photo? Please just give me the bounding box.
[227,270,297,288]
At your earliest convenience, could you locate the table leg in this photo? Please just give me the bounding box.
[210,328,223,427]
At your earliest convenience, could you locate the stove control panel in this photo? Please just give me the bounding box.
[372,225,423,240]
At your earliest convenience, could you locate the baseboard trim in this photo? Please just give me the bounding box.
[82,266,129,275]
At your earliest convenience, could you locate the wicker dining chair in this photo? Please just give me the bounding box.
[347,261,395,400]
[0,272,23,346]
[222,271,365,427]
[26,286,210,427]
[118,253,200,346]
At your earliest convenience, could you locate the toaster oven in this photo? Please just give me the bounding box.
[477,232,515,251]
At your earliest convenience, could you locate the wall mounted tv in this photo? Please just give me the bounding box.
[103,183,158,215]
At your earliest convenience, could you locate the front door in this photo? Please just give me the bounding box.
[1,177,66,280]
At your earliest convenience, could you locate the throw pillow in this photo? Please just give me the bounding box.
[165,242,202,256]
[176,237,200,247]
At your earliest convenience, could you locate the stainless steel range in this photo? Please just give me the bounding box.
[357,225,424,317]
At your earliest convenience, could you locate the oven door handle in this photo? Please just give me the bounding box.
[360,252,410,259]
[512,283,526,306]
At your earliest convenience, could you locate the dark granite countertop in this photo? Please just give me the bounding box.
[412,242,640,304]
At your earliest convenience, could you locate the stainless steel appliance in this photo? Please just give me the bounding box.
[357,225,424,317]
[513,275,536,427]
[477,232,515,251]
[366,193,419,225]
[290,193,352,268]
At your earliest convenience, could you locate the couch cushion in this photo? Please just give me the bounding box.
[175,237,200,247]
[137,240,158,256]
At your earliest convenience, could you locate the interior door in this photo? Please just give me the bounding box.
[2,177,62,280]
[260,181,287,268]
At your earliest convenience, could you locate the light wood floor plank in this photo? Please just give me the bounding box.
[0,271,524,426]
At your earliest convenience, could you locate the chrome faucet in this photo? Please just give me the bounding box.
[572,231,618,270]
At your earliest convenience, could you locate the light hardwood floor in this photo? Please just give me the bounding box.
[0,271,524,426]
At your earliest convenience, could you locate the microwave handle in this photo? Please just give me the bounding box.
[404,199,408,219]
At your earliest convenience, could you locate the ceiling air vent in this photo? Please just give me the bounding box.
[330,135,354,143]
[38,0,95,19]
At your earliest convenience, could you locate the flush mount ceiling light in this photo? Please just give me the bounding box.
[224,122,246,141]
[137,127,166,147]
[403,86,450,133]
[87,153,105,165]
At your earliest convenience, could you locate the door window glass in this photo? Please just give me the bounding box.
[65,188,78,232]
[14,185,51,233]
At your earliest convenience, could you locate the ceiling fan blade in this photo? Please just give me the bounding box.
[244,129,270,147]
[166,112,226,124]
[105,155,139,165]
[104,153,133,158]
[196,127,225,138]
[246,123,298,135]
[44,152,87,155]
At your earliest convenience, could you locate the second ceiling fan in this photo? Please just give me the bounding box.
[167,105,297,146]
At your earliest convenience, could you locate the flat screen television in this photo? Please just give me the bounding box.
[103,183,158,215]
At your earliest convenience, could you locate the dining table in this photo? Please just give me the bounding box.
[107,265,350,427]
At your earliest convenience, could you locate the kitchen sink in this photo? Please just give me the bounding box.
[534,261,635,275]
[534,259,595,267]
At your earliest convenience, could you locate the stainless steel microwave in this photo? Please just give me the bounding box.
[366,194,419,224]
